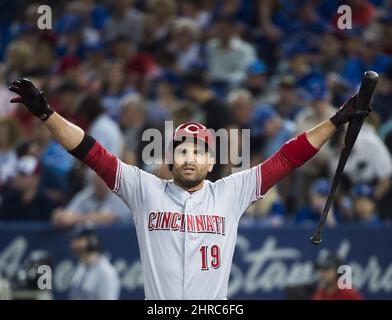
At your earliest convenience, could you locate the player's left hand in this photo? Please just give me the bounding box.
[329,94,372,128]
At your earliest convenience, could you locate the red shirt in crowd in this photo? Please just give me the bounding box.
[313,287,364,300]
[332,1,375,28]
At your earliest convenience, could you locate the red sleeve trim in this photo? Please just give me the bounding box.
[282,132,319,167]
[113,158,122,193]
[259,132,318,194]
[83,141,119,191]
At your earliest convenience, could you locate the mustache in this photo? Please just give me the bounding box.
[181,164,197,170]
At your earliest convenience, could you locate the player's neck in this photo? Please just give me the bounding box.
[174,180,205,193]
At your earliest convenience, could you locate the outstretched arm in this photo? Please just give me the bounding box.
[9,78,84,150]
[9,78,120,191]
[305,120,337,150]
[45,112,85,150]
[260,120,335,193]
[260,95,371,194]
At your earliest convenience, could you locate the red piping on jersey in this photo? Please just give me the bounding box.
[256,164,263,199]
[260,132,319,194]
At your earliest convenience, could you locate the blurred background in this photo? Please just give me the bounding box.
[0,0,391,300]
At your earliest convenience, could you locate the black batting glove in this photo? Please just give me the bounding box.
[329,94,371,128]
[9,78,54,121]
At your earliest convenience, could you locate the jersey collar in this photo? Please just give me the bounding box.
[166,180,208,209]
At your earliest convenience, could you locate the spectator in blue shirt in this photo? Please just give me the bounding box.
[373,62,392,122]
[251,105,296,159]
[294,178,338,227]
[68,224,120,300]
[271,75,304,121]
[242,59,270,106]
[351,184,382,226]
[341,31,392,88]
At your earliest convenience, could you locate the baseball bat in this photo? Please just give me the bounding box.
[310,71,379,245]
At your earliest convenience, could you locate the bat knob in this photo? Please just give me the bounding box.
[310,236,322,246]
[364,70,379,80]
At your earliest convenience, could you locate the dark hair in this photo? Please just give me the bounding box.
[22,67,50,79]
[215,15,236,27]
[71,223,101,252]
[279,75,297,88]
[182,70,207,89]
[15,140,34,158]
[385,62,392,81]
[56,80,80,94]
[77,94,105,123]
[110,35,132,46]
[314,251,344,270]
[155,50,177,68]
[182,0,200,6]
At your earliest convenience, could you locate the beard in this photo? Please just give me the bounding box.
[246,85,264,97]
[172,166,209,189]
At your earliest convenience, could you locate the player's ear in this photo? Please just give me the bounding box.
[207,156,215,173]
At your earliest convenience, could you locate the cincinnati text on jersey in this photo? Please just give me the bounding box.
[147,212,225,235]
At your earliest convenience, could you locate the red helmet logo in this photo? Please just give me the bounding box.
[173,122,214,150]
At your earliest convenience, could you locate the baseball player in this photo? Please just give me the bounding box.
[69,224,120,300]
[9,78,371,300]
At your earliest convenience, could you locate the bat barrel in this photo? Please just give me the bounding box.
[356,71,379,111]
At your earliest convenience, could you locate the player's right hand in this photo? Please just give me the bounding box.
[329,94,372,128]
[9,78,54,121]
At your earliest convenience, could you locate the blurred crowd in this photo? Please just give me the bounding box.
[0,0,392,228]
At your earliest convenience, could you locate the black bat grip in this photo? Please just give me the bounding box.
[356,71,379,111]
[344,71,379,147]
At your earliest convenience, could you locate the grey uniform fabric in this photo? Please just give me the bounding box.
[113,160,264,299]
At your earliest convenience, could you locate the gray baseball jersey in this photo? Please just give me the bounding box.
[78,131,317,299]
[114,160,264,299]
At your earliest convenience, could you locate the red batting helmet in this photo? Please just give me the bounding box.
[172,122,214,150]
